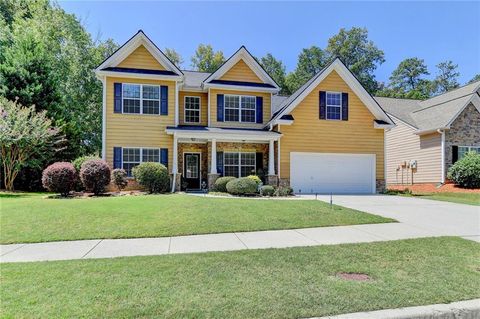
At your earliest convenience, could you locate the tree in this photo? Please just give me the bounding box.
[191,44,225,72]
[259,53,289,94]
[433,60,460,93]
[326,27,385,93]
[468,74,480,84]
[164,48,183,68]
[0,98,61,191]
[385,57,432,99]
[285,46,329,93]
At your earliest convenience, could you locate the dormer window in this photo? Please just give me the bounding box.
[326,92,342,120]
[224,94,256,123]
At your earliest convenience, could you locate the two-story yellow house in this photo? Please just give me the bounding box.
[95,30,394,194]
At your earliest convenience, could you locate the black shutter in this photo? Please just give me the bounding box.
[319,91,326,119]
[217,94,224,121]
[113,147,122,169]
[341,92,349,121]
[114,83,122,113]
[256,152,263,175]
[160,148,168,167]
[160,86,168,115]
[452,146,458,164]
[256,97,263,124]
[216,152,223,176]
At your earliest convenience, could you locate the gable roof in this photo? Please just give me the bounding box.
[375,80,480,133]
[95,30,183,77]
[269,58,393,125]
[203,46,280,92]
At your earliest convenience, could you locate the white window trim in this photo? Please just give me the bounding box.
[184,96,201,124]
[224,94,257,123]
[458,146,480,159]
[122,147,162,177]
[326,91,342,121]
[223,152,256,178]
[122,83,161,115]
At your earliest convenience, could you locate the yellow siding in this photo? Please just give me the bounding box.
[219,59,262,83]
[278,70,385,180]
[117,45,166,70]
[209,89,271,129]
[386,119,442,184]
[105,76,175,171]
[179,91,208,126]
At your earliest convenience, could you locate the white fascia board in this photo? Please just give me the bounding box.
[374,122,396,129]
[179,86,207,93]
[275,119,294,125]
[165,129,282,141]
[203,82,278,93]
[268,59,394,126]
[414,127,448,135]
[95,70,182,82]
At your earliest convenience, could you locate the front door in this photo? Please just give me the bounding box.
[184,153,200,189]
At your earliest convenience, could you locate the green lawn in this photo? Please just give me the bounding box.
[415,192,480,206]
[2,237,479,318]
[0,193,393,244]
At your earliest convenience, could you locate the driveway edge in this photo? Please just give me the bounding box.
[307,299,480,319]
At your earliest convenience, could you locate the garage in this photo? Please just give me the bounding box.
[290,152,376,194]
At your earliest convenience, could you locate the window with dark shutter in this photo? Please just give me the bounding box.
[452,146,458,164]
[341,92,348,121]
[256,97,263,124]
[217,94,224,121]
[160,86,168,115]
[114,83,122,113]
[319,91,326,119]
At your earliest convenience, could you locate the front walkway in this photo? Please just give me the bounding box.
[1,195,478,263]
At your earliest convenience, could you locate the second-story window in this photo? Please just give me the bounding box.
[122,84,160,115]
[184,96,200,123]
[326,92,342,120]
[224,94,256,123]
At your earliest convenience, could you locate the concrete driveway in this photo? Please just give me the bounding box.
[310,194,480,241]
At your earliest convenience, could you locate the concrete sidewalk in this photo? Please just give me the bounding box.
[2,195,478,263]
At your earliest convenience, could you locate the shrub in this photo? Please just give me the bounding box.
[226,177,257,195]
[72,155,100,172]
[213,176,237,192]
[42,162,77,196]
[133,162,170,193]
[260,185,275,196]
[112,168,128,192]
[274,186,294,197]
[80,159,111,195]
[247,175,262,186]
[447,152,480,188]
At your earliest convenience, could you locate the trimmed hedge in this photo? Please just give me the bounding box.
[274,186,294,197]
[42,162,77,196]
[226,177,257,195]
[112,168,128,192]
[447,152,480,188]
[260,185,275,196]
[133,162,170,193]
[247,175,262,186]
[214,176,237,192]
[80,159,111,195]
[72,155,100,172]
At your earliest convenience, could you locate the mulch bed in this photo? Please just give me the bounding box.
[388,183,480,194]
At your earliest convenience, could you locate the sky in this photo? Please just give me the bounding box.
[59,1,480,85]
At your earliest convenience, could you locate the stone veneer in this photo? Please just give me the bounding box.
[444,103,480,176]
[178,143,209,189]
[376,179,386,193]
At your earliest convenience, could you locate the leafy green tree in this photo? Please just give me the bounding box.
[285,46,329,93]
[191,44,225,72]
[0,98,61,190]
[326,27,385,93]
[433,60,460,93]
[468,74,480,84]
[259,53,289,94]
[385,57,432,99]
[164,48,183,68]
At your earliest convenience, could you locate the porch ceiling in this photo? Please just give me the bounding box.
[166,126,281,142]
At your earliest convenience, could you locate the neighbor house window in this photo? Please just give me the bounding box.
[122,84,160,115]
[223,152,256,177]
[326,92,341,120]
[184,96,200,123]
[224,94,256,123]
[459,146,480,159]
[122,148,160,176]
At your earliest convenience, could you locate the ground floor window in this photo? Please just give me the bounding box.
[458,146,480,159]
[223,152,256,177]
[122,148,160,176]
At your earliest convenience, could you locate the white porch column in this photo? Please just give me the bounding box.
[172,135,178,174]
[268,139,275,175]
[211,139,217,174]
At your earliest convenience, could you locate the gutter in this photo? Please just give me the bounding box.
[438,129,446,184]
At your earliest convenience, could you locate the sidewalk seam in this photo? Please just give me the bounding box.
[0,244,26,257]
[233,233,249,249]
[81,240,103,258]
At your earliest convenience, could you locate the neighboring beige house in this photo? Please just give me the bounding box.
[376,81,480,185]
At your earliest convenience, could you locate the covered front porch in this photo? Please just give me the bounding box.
[166,126,281,191]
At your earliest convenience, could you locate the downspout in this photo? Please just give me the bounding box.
[171,134,178,193]
[437,129,445,184]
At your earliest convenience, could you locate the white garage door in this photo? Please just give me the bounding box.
[290,152,376,194]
